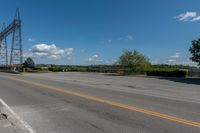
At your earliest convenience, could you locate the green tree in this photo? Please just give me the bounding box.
[23,57,35,68]
[189,38,200,65]
[117,50,151,74]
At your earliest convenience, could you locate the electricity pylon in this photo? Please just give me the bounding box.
[0,8,23,66]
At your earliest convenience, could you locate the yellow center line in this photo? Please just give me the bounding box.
[1,75,200,128]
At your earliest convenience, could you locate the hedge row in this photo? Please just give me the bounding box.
[146,70,187,77]
[48,67,63,72]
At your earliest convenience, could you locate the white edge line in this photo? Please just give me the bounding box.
[0,98,36,133]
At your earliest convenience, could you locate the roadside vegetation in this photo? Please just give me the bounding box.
[22,38,200,77]
[189,38,200,66]
[22,54,194,78]
[116,50,150,75]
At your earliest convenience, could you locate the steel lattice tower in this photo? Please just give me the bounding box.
[0,23,8,66]
[0,8,23,66]
[10,9,23,66]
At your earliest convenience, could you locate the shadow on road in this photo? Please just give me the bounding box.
[103,73,120,76]
[103,73,200,85]
[159,77,200,85]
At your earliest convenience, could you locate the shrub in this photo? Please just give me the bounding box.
[117,69,125,75]
[117,50,151,74]
[48,67,63,72]
[23,57,35,68]
[33,67,42,70]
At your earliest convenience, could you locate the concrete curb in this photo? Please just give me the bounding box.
[0,98,36,133]
[0,70,20,74]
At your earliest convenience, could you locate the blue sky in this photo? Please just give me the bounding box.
[0,0,200,65]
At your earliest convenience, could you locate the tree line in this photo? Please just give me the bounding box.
[22,37,200,77]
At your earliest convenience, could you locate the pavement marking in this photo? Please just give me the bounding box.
[22,74,200,105]
[1,75,200,128]
[0,98,36,133]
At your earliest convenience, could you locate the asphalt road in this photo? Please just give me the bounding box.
[0,72,200,133]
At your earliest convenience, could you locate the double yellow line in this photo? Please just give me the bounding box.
[2,75,200,128]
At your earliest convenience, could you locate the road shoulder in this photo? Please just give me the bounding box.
[0,98,35,133]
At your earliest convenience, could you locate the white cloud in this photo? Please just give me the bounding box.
[87,58,103,62]
[92,54,98,58]
[88,58,93,62]
[87,54,103,63]
[28,44,74,60]
[23,51,33,58]
[167,59,176,65]
[176,11,200,22]
[117,35,133,41]
[168,59,176,62]
[165,57,197,66]
[125,35,133,41]
[67,56,72,60]
[180,59,197,66]
[28,38,34,42]
[65,48,74,56]
[191,16,200,21]
[151,58,160,64]
[96,59,103,62]
[176,12,196,21]
[171,53,180,58]
[150,55,197,66]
